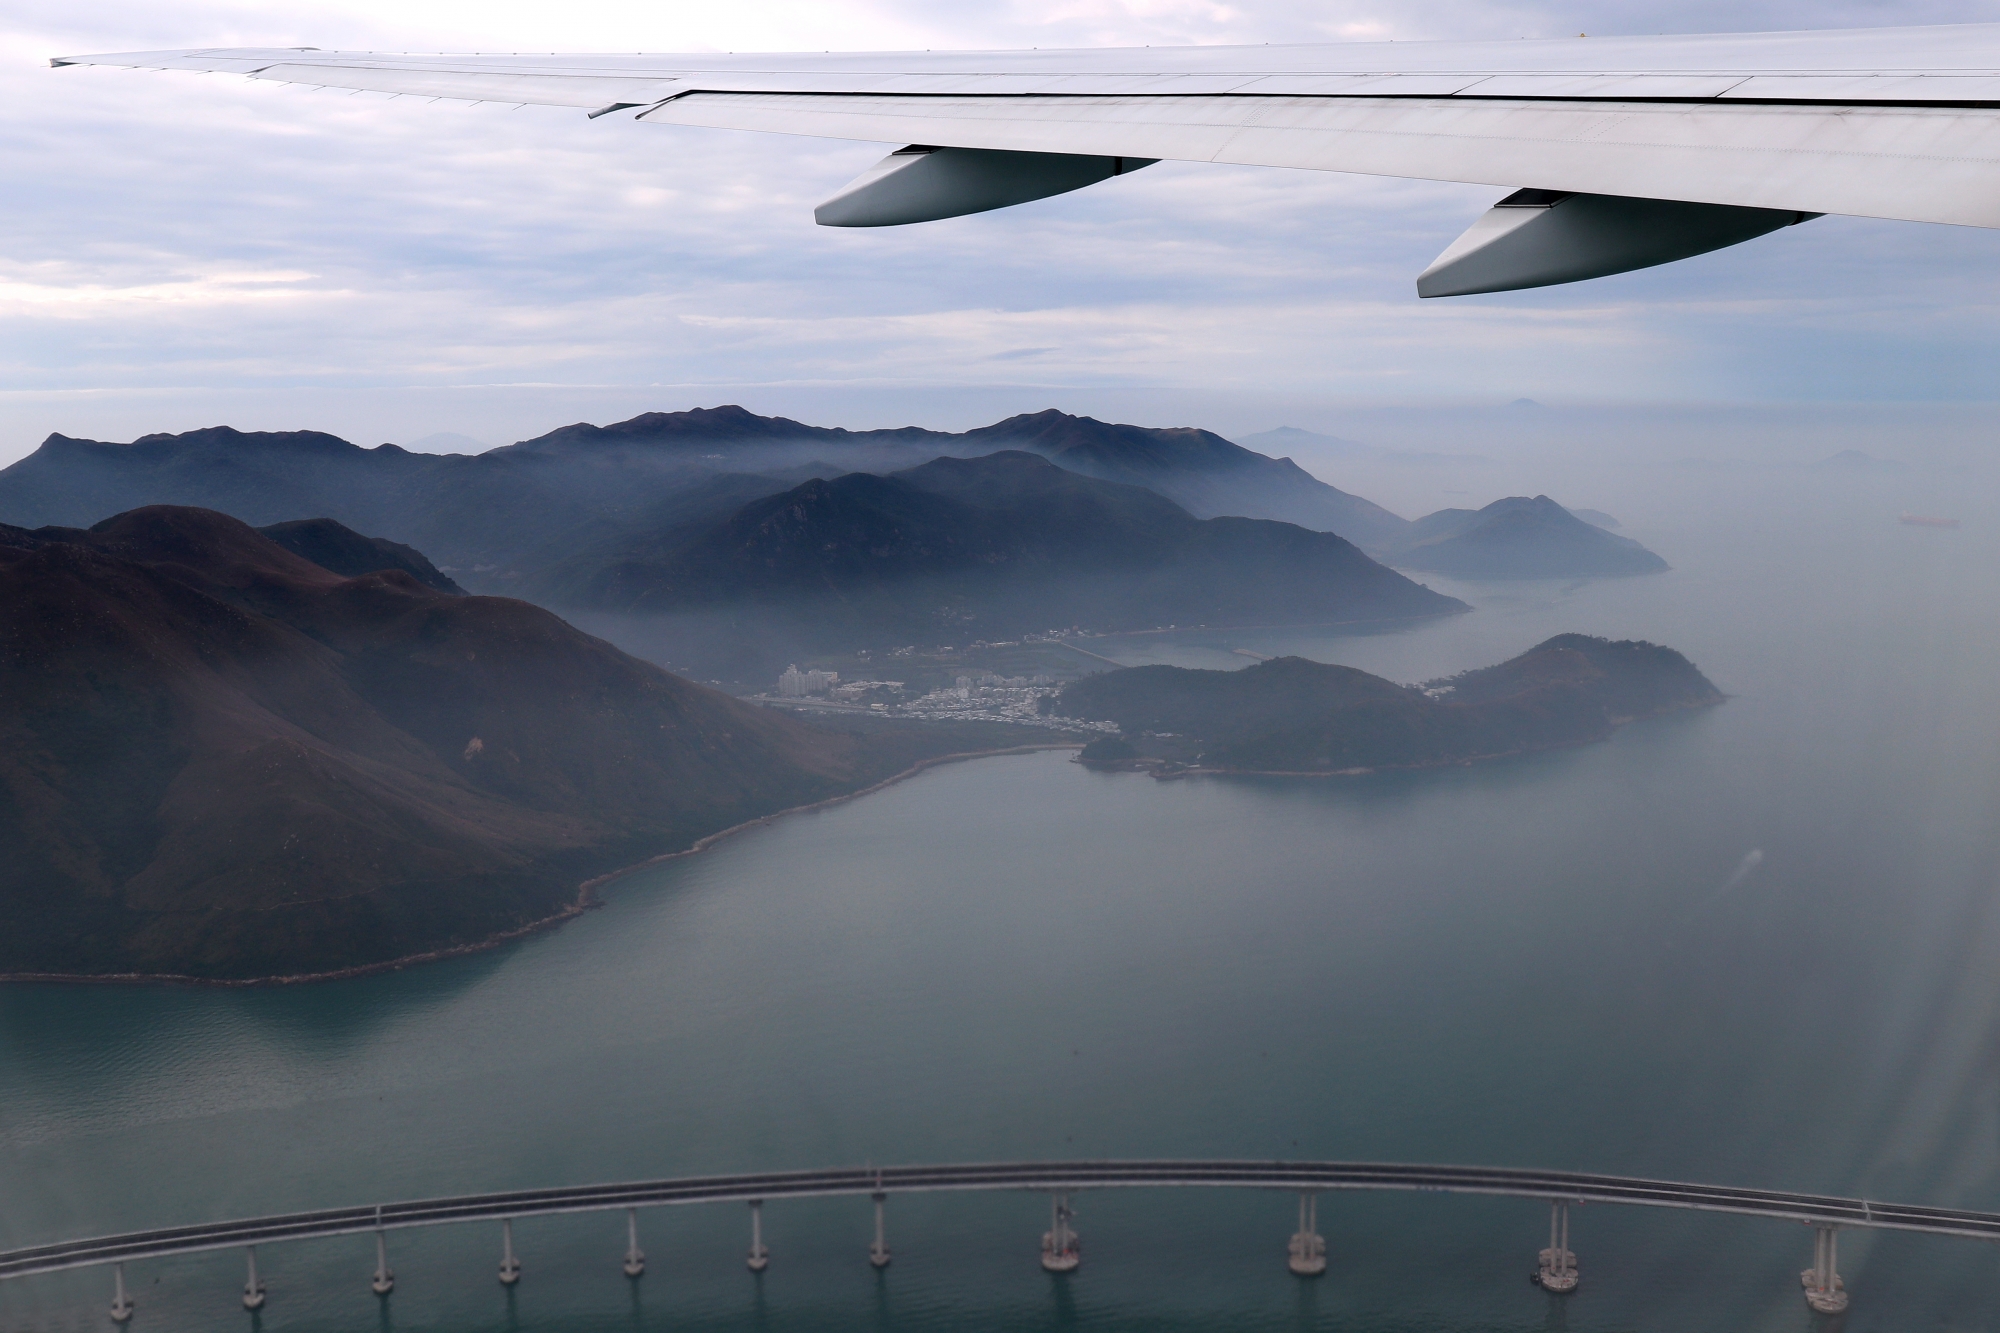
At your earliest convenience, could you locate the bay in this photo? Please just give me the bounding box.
[5,454,2000,1331]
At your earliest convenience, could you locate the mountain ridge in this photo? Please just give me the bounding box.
[0,408,1413,578]
[536,451,1465,651]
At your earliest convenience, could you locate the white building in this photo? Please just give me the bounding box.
[777,665,840,697]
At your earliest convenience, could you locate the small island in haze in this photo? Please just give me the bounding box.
[1381,496,1669,579]
[1055,635,1721,775]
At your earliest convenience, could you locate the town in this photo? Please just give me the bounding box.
[758,664,1116,734]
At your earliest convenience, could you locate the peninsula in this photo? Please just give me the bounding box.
[1054,635,1721,774]
[0,507,1066,982]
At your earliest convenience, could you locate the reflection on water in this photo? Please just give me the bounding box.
[4,461,2000,1330]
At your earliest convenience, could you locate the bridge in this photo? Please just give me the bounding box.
[8,1159,1999,1320]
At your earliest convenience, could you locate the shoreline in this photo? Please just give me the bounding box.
[1066,607,1472,649]
[0,741,1080,991]
[1093,698,1723,780]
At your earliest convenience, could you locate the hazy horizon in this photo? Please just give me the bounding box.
[7,399,1988,536]
[6,2,1999,471]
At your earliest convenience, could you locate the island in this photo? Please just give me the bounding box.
[1052,634,1721,774]
[1382,496,1669,579]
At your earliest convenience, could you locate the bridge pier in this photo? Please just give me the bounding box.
[109,1262,133,1323]
[870,1192,892,1269]
[1041,1193,1080,1273]
[1287,1192,1327,1276]
[1801,1224,1847,1314]
[498,1219,522,1286]
[371,1227,394,1295]
[747,1200,769,1272]
[242,1245,267,1310]
[1534,1201,1579,1292]
[623,1207,646,1278]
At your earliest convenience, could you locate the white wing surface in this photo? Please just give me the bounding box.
[53,25,2000,293]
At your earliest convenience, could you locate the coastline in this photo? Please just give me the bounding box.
[1096,697,1723,780]
[0,741,1080,991]
[1065,606,1472,649]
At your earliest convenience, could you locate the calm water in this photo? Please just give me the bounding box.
[5,456,2000,1331]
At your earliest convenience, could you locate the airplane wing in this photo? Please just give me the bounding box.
[52,25,2000,295]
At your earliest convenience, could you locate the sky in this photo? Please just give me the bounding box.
[2,0,1999,464]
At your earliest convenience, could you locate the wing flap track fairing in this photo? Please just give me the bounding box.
[1417,190,1820,296]
[815,146,1155,227]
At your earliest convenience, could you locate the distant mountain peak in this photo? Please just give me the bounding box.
[1814,449,1911,473]
[45,424,364,457]
[504,404,840,453]
[1388,494,1667,580]
[989,407,1083,426]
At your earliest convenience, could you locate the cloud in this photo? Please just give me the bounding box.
[1,0,1997,462]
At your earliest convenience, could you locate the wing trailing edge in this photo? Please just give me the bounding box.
[50,26,2000,294]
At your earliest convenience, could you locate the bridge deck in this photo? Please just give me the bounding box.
[5,1159,1999,1280]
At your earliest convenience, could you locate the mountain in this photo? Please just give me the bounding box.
[0,423,811,596]
[0,426,663,589]
[496,404,946,461]
[0,506,1008,981]
[0,409,1412,583]
[1814,449,1912,474]
[1385,496,1668,579]
[257,517,465,593]
[507,407,1413,547]
[540,451,1465,644]
[1051,634,1721,773]
[952,411,1412,549]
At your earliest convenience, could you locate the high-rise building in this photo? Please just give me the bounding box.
[778,666,840,697]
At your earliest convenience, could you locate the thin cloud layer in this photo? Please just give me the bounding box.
[1,0,1996,462]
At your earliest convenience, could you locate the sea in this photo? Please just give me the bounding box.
[5,433,2000,1331]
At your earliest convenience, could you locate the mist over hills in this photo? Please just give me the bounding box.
[0,506,1013,980]
[0,414,1670,677]
[0,407,1409,584]
[532,452,1464,648]
[503,407,1413,549]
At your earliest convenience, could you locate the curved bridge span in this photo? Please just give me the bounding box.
[7,1159,1998,1316]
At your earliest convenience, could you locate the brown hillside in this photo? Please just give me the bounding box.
[0,507,950,980]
